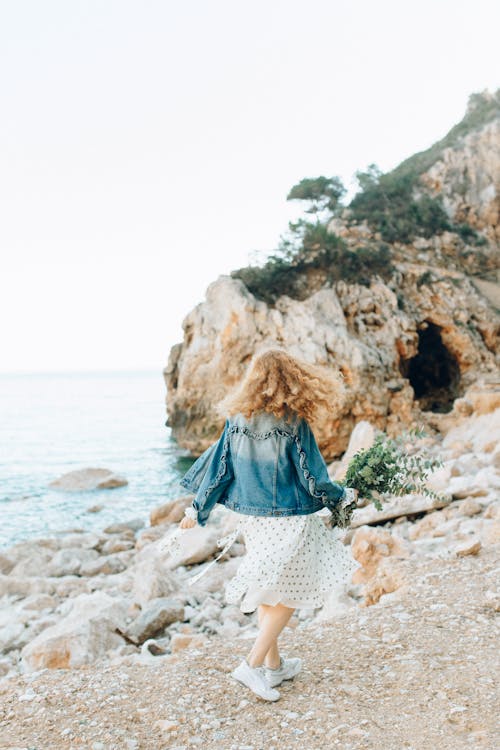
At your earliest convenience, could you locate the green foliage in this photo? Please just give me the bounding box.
[391,89,500,182]
[232,90,497,305]
[416,270,434,288]
[342,429,444,514]
[348,90,500,244]
[231,220,395,304]
[453,223,487,246]
[327,429,445,528]
[287,176,346,217]
[349,168,451,243]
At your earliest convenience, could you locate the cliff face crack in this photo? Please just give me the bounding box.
[400,322,461,413]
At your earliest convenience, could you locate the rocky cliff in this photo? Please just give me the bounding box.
[164,91,500,458]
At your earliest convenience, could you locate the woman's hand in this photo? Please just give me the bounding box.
[179,516,197,530]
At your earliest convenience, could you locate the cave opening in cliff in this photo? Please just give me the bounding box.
[401,322,461,413]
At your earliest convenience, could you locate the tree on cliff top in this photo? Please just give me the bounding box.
[286,176,346,219]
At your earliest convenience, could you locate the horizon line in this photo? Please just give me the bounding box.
[0,366,166,377]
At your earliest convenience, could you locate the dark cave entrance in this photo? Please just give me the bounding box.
[400,322,461,413]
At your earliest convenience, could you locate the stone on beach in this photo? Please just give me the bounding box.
[80,553,129,577]
[149,496,193,526]
[131,557,179,607]
[351,526,410,583]
[350,491,451,528]
[165,524,221,568]
[103,518,145,534]
[123,598,185,644]
[170,632,208,652]
[46,547,100,577]
[49,467,128,491]
[20,591,129,671]
[455,539,482,557]
[351,525,411,605]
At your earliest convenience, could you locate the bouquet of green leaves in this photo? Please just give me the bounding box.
[328,428,443,529]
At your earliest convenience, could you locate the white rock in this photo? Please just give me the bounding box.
[443,408,500,456]
[350,493,451,527]
[332,420,376,481]
[80,554,128,577]
[0,622,26,652]
[166,524,220,568]
[131,557,179,607]
[46,547,99,577]
[10,548,54,577]
[49,467,128,491]
[21,591,129,671]
[448,467,500,499]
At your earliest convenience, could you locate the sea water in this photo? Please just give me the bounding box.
[0,370,194,549]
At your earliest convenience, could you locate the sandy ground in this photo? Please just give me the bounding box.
[0,546,498,750]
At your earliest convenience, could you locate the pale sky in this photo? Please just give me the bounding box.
[1,0,499,373]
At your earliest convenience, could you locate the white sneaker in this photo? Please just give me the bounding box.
[232,659,280,701]
[264,656,302,687]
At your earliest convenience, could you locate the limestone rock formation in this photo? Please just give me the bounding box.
[164,92,500,458]
[165,272,498,459]
[420,115,500,242]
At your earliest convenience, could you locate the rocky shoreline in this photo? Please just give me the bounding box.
[0,403,498,747]
[0,405,498,682]
[0,519,498,749]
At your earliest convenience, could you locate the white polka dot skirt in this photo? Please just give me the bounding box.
[224,513,362,613]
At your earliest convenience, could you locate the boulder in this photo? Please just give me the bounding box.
[131,557,179,607]
[165,524,220,568]
[79,554,128,577]
[19,594,57,612]
[135,525,167,550]
[457,382,500,416]
[150,496,193,526]
[58,532,101,550]
[360,557,409,607]
[9,548,54,578]
[350,492,451,528]
[20,591,128,671]
[170,633,208,653]
[103,518,145,534]
[49,467,128,490]
[186,556,241,596]
[46,547,100,577]
[0,622,26,653]
[458,498,483,517]
[100,537,135,554]
[123,598,184,644]
[448,467,500,499]
[351,526,411,586]
[443,408,500,457]
[455,539,482,557]
[0,553,15,575]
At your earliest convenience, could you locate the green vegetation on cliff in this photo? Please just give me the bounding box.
[348,165,451,243]
[232,90,497,304]
[390,89,500,182]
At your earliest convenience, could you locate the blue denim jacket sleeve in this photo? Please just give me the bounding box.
[293,418,346,505]
[179,420,234,526]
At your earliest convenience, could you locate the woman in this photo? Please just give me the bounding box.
[178,347,360,701]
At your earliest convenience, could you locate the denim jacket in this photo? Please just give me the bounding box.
[179,411,347,527]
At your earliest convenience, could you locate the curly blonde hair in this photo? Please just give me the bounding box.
[217,347,345,423]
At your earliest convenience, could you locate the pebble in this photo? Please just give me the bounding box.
[456,539,482,556]
[155,719,179,732]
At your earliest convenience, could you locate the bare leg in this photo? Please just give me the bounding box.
[247,603,295,668]
[257,605,281,669]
